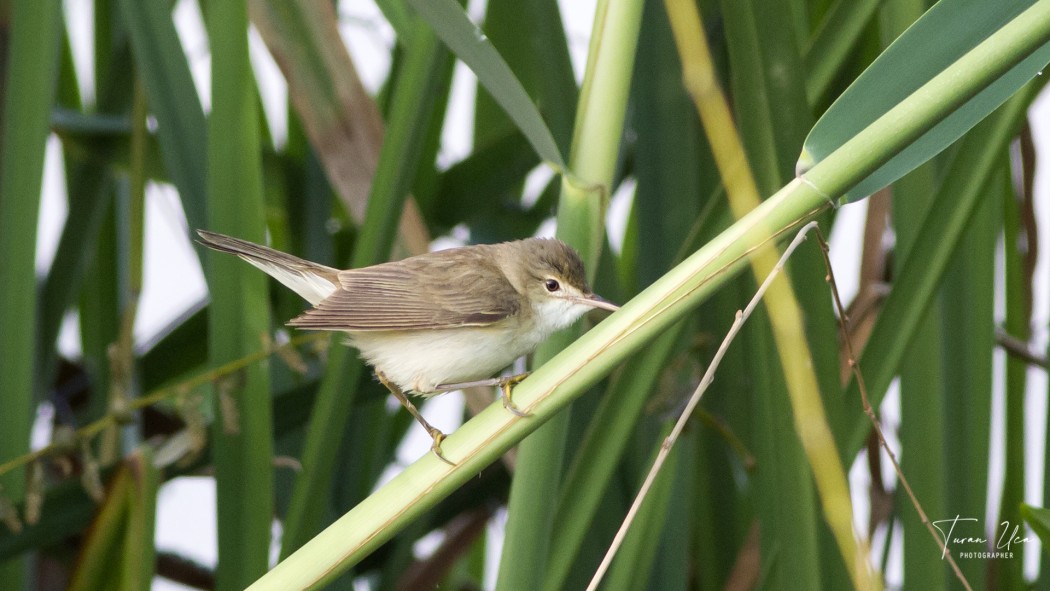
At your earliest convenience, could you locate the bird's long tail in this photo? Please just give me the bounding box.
[196,230,340,305]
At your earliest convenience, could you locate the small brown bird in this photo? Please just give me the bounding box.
[197,230,618,463]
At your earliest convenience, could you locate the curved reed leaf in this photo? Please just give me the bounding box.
[407,0,566,169]
[800,0,1050,202]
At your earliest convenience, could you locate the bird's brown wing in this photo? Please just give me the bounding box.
[286,250,521,331]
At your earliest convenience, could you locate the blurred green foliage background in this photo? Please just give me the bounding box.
[0,0,1048,589]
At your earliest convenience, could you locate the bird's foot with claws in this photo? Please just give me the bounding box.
[498,373,532,418]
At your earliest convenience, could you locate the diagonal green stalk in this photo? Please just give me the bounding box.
[247,163,828,591]
[246,5,1050,589]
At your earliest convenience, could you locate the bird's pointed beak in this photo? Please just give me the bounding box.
[578,293,620,312]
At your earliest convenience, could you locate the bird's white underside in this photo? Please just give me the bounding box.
[242,253,593,392]
[352,295,592,393]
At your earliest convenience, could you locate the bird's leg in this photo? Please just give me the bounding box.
[435,373,533,418]
[376,371,454,466]
[497,372,531,417]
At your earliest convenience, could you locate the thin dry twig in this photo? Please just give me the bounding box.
[586,222,820,591]
[996,327,1047,369]
[814,228,972,591]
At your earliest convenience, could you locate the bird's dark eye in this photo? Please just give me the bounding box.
[544,279,560,292]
